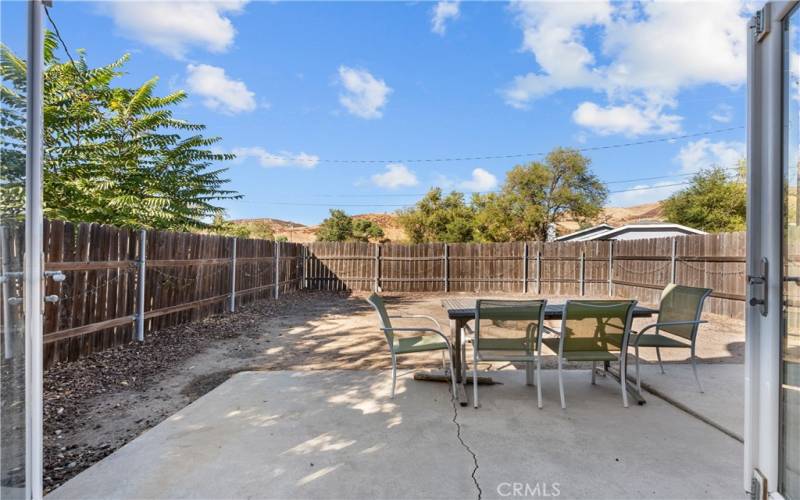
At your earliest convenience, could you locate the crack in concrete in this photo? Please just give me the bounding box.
[449,386,482,500]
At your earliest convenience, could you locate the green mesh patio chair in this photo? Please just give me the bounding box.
[462,299,547,409]
[542,300,637,409]
[616,284,712,394]
[366,293,456,399]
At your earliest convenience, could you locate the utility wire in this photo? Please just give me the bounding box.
[226,180,695,208]
[252,126,743,165]
[44,6,87,84]
[249,166,740,201]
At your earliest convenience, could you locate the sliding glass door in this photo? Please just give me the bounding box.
[783,5,800,497]
[0,0,30,497]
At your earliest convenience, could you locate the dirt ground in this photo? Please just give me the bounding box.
[43,290,744,493]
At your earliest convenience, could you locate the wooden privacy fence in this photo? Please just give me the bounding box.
[28,220,302,367]
[0,221,745,368]
[304,232,747,319]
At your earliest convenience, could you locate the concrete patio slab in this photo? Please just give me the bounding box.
[636,363,744,440]
[48,369,745,500]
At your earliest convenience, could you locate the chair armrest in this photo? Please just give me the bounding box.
[632,320,708,345]
[388,314,443,331]
[542,325,561,336]
[381,327,452,347]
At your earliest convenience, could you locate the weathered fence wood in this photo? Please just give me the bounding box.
[16,219,746,369]
[303,232,747,319]
[36,220,304,367]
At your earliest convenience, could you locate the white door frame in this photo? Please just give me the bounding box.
[746,1,796,497]
[24,1,45,498]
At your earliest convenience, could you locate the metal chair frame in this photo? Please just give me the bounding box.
[546,300,638,409]
[628,285,712,393]
[366,294,457,399]
[462,299,547,409]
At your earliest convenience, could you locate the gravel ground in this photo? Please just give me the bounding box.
[43,291,744,493]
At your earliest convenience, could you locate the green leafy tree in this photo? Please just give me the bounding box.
[316,209,384,242]
[210,212,252,238]
[0,34,239,229]
[397,188,476,243]
[352,218,385,242]
[473,148,607,241]
[241,220,277,240]
[662,166,746,232]
[316,209,353,241]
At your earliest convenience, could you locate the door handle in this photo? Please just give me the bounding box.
[785,276,800,285]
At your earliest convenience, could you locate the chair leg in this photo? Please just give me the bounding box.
[536,351,542,409]
[447,347,457,400]
[391,354,397,399]
[557,356,566,409]
[691,345,704,393]
[473,349,479,409]
[656,347,665,374]
[461,339,467,382]
[591,361,597,385]
[526,361,534,386]
[635,345,642,395]
[441,350,446,371]
[620,354,629,408]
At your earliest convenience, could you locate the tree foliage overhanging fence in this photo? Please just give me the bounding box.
[0,220,745,368]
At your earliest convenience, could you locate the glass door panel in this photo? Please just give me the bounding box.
[0,1,28,497]
[783,7,800,498]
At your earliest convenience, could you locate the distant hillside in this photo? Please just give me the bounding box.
[557,202,665,233]
[231,202,667,243]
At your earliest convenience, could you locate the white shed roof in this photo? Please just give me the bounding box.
[560,223,706,242]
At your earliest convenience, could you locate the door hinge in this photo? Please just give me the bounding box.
[750,468,768,500]
[754,4,771,42]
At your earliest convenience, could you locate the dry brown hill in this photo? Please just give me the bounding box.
[232,202,666,243]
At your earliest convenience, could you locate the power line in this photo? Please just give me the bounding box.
[608,181,690,194]
[252,166,739,200]
[251,126,743,165]
[44,6,87,85]
[227,180,695,208]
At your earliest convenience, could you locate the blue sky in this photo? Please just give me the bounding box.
[1,1,751,225]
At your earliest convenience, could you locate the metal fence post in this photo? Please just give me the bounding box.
[135,229,146,342]
[373,244,380,292]
[579,249,585,296]
[274,241,280,300]
[443,243,449,293]
[522,242,529,294]
[301,245,306,290]
[229,238,237,312]
[607,240,613,297]
[670,237,677,284]
[536,248,542,294]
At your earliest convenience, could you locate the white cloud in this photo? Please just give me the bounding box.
[431,1,460,36]
[372,164,419,189]
[100,1,247,59]
[676,139,744,173]
[573,101,682,137]
[186,64,256,115]
[232,146,319,169]
[503,1,610,108]
[458,168,497,192]
[709,103,734,123]
[504,1,751,136]
[337,66,392,119]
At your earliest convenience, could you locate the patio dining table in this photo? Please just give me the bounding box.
[436,297,659,406]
